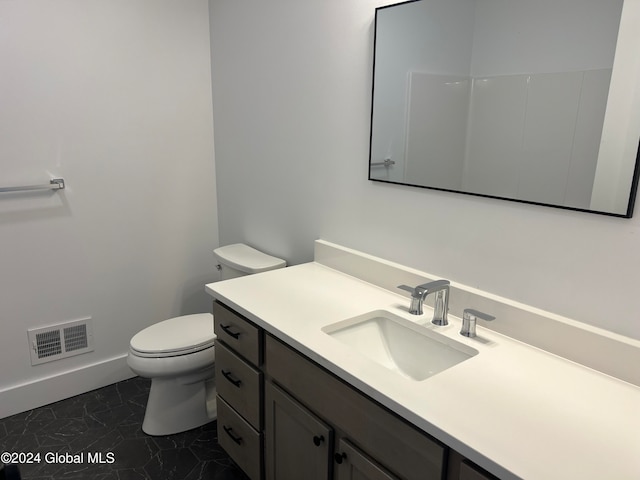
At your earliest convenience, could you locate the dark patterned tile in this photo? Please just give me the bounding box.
[151,429,199,451]
[188,429,227,462]
[36,418,90,447]
[111,437,156,469]
[124,394,148,416]
[93,473,119,480]
[87,404,140,430]
[47,395,90,421]
[68,427,124,453]
[0,377,246,480]
[1,432,40,452]
[113,467,148,480]
[3,409,56,437]
[183,459,250,480]
[143,448,199,479]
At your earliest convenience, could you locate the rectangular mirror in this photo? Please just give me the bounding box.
[369,0,640,217]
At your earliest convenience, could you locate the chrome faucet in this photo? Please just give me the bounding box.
[397,280,450,325]
[460,308,495,337]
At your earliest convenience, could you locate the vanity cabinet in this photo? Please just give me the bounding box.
[264,334,445,480]
[213,300,490,480]
[264,380,400,480]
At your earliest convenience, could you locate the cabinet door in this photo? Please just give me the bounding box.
[334,439,399,480]
[265,381,332,480]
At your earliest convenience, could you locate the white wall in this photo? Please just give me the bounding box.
[0,0,218,417]
[210,0,640,341]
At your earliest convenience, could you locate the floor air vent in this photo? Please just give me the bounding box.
[28,318,94,365]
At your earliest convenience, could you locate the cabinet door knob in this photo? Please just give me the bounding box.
[313,435,324,446]
[334,452,347,464]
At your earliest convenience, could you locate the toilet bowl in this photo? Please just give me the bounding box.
[127,313,216,436]
[127,244,286,436]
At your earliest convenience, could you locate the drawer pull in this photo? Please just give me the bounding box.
[223,425,243,445]
[313,435,324,446]
[220,324,241,339]
[334,452,347,464]
[221,369,242,387]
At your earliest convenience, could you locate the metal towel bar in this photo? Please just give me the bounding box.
[370,159,395,167]
[0,178,65,194]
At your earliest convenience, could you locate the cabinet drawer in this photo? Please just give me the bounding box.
[213,301,262,365]
[217,395,262,480]
[265,334,446,480]
[216,341,262,430]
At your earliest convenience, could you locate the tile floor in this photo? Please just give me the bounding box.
[0,377,248,480]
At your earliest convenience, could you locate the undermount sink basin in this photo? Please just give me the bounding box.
[322,310,478,381]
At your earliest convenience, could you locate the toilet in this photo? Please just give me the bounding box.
[127,243,286,436]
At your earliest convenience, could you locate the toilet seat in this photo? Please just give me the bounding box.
[130,313,216,358]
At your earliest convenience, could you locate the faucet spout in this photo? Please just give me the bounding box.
[397,280,450,325]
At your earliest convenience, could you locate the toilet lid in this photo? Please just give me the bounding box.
[130,313,216,356]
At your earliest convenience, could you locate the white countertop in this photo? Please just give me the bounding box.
[206,262,640,480]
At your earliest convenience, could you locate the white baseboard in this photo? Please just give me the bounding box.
[0,353,136,419]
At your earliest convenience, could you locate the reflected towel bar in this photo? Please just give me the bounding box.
[0,178,65,193]
[371,159,395,167]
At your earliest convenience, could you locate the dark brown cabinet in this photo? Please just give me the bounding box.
[214,300,495,480]
[264,334,445,480]
[446,451,498,480]
[334,439,399,480]
[213,302,263,480]
[264,382,332,480]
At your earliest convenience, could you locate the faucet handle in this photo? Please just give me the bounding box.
[398,281,450,317]
[418,279,450,291]
[397,280,449,297]
[397,284,416,294]
[397,285,424,315]
[460,308,495,338]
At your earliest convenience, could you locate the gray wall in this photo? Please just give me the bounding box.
[209,0,640,340]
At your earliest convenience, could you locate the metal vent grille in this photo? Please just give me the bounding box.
[28,318,94,365]
[64,324,88,351]
[35,330,62,358]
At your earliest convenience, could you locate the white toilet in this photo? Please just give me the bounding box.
[127,243,286,436]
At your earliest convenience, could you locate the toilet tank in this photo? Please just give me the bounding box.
[214,243,286,281]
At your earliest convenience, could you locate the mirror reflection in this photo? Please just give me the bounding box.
[369,0,639,217]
